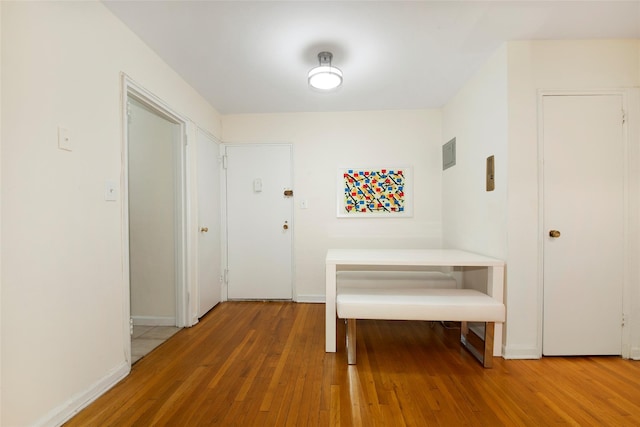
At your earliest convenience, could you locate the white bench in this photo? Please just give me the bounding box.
[336,287,506,368]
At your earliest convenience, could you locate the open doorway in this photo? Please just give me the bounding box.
[123,77,189,364]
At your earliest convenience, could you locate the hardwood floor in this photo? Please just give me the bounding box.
[66,301,640,426]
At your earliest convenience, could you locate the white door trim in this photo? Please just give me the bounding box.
[219,142,229,302]
[220,143,296,301]
[536,88,638,359]
[121,74,191,365]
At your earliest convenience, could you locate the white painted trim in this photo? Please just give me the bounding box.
[33,362,129,427]
[215,135,226,306]
[289,143,297,302]
[536,89,636,359]
[120,74,132,366]
[220,142,229,302]
[502,345,541,360]
[131,316,177,326]
[296,295,325,303]
[626,88,640,360]
[121,74,193,366]
[535,91,546,359]
[173,112,188,329]
[189,120,199,323]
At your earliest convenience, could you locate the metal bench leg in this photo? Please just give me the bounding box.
[461,321,495,368]
[347,319,356,365]
[483,322,494,368]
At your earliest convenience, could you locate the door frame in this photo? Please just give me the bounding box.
[536,89,640,359]
[121,74,191,365]
[220,143,295,301]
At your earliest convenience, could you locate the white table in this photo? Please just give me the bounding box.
[325,248,505,356]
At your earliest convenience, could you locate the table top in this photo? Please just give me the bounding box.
[326,248,504,267]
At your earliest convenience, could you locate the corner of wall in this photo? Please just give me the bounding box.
[441,42,509,259]
[627,87,640,359]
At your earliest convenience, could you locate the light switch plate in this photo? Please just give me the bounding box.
[58,126,72,151]
[486,155,495,191]
[105,180,118,201]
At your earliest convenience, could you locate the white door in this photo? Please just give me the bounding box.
[542,94,624,355]
[197,129,222,317]
[225,144,293,300]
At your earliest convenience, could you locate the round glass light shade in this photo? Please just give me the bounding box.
[308,65,343,90]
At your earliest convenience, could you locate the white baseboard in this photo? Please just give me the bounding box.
[132,316,176,326]
[34,361,129,427]
[630,346,640,360]
[502,344,541,359]
[295,294,325,303]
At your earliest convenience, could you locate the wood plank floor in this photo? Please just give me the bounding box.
[66,301,640,426]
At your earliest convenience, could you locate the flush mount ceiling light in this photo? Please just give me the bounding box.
[308,51,343,90]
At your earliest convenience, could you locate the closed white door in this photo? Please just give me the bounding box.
[196,129,222,317]
[542,94,624,355]
[226,145,293,299]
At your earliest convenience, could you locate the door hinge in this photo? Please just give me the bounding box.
[129,317,134,336]
[622,313,626,327]
[622,110,626,124]
[222,155,228,169]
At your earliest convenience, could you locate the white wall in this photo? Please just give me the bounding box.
[222,110,443,300]
[441,45,508,261]
[442,40,640,358]
[128,98,177,323]
[1,2,221,426]
[440,45,508,348]
[505,40,640,358]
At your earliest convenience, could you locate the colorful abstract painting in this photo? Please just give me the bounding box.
[338,168,412,217]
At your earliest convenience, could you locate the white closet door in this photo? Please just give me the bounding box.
[542,94,624,356]
[197,129,222,317]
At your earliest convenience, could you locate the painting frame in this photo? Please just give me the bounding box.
[336,166,413,218]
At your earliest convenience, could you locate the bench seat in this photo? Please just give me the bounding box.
[336,288,506,367]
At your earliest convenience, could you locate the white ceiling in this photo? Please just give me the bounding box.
[103,1,640,114]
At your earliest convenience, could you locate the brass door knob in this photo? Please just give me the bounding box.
[283,221,289,230]
[549,230,561,238]
[200,227,209,233]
